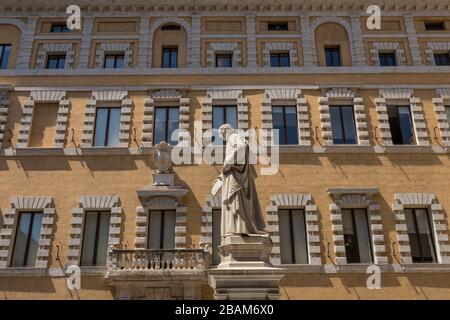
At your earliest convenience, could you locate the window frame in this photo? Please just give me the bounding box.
[211,209,222,265]
[0,44,11,69]
[433,52,450,66]
[342,208,374,264]
[387,105,415,145]
[272,105,299,145]
[325,46,341,67]
[378,51,397,66]
[103,53,125,69]
[147,209,176,250]
[215,53,233,68]
[161,46,178,68]
[278,208,309,265]
[425,21,445,31]
[329,105,358,145]
[46,53,67,69]
[267,22,289,32]
[80,211,111,266]
[10,211,43,267]
[270,51,290,67]
[405,208,438,263]
[153,106,180,146]
[50,24,71,33]
[212,105,238,145]
[92,107,122,147]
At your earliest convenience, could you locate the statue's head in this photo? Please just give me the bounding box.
[218,124,234,141]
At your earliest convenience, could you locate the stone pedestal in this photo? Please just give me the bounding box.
[208,235,285,300]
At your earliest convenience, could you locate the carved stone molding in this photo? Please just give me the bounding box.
[0,196,55,268]
[425,42,450,65]
[370,42,407,66]
[0,91,11,149]
[262,42,298,67]
[35,43,76,69]
[433,89,450,147]
[206,42,242,68]
[200,194,221,254]
[94,43,133,68]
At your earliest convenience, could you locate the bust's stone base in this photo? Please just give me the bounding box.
[209,235,285,300]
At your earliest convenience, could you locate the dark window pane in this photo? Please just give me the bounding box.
[104,54,125,69]
[93,108,108,146]
[388,106,414,145]
[51,24,70,33]
[379,52,397,66]
[148,210,176,250]
[330,106,357,144]
[272,106,298,145]
[106,108,121,147]
[11,212,43,267]
[162,47,178,68]
[342,209,373,264]
[216,54,232,67]
[405,208,437,263]
[279,209,308,264]
[153,107,179,145]
[0,44,11,69]
[425,22,445,30]
[81,211,111,266]
[325,47,341,66]
[434,53,450,66]
[270,52,290,67]
[212,106,237,145]
[46,54,66,69]
[268,22,288,31]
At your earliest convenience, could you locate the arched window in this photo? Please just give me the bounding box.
[152,23,187,68]
[314,22,352,66]
[0,24,21,68]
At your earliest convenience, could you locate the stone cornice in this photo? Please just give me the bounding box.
[1,0,450,14]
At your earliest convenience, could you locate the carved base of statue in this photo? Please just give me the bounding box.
[217,234,273,269]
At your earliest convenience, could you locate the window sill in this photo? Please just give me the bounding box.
[0,267,47,277]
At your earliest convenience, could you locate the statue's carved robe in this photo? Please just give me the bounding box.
[217,133,267,236]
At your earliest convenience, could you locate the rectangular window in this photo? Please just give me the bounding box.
[434,53,450,66]
[162,47,178,68]
[387,106,415,145]
[212,209,222,265]
[278,209,308,264]
[379,51,397,66]
[80,211,111,266]
[270,52,290,67]
[268,22,289,31]
[425,21,445,31]
[212,105,237,145]
[93,107,121,147]
[329,105,357,144]
[11,212,43,267]
[46,54,66,69]
[405,208,437,263]
[272,106,298,145]
[148,210,176,249]
[153,107,180,145]
[215,54,232,68]
[325,46,341,66]
[342,209,373,264]
[104,54,125,69]
[51,24,70,33]
[0,44,11,69]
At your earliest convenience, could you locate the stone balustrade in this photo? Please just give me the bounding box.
[109,248,210,271]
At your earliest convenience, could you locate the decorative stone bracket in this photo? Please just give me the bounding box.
[0,196,55,269]
[433,88,450,147]
[0,91,11,149]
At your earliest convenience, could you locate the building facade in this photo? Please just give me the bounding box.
[1,0,450,299]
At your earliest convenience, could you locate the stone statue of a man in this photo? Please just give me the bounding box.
[211,124,267,238]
